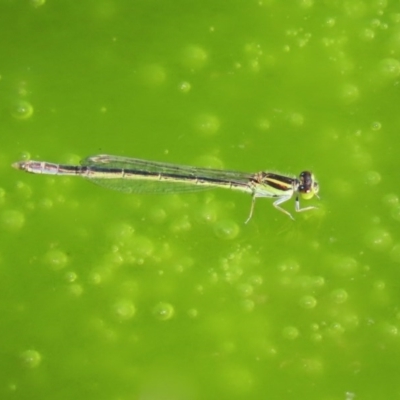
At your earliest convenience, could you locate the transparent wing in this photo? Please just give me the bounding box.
[81,154,253,194]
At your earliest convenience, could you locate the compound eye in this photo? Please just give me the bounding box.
[299,171,313,193]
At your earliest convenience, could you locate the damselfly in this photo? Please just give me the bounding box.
[12,154,319,222]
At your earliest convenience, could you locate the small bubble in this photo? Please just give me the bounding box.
[364,170,381,185]
[10,100,34,119]
[382,193,398,207]
[179,81,191,93]
[325,17,336,27]
[331,288,348,304]
[299,295,317,309]
[169,215,192,233]
[65,271,77,283]
[328,322,345,336]
[379,58,400,79]
[365,228,393,252]
[140,64,166,86]
[373,280,385,290]
[130,235,155,257]
[182,45,208,69]
[289,112,304,127]
[1,210,25,231]
[237,283,253,297]
[332,256,358,277]
[149,207,167,224]
[382,323,399,337]
[391,205,400,222]
[113,299,136,320]
[342,314,359,330]
[30,0,45,7]
[44,249,68,270]
[68,283,83,297]
[256,118,270,131]
[311,332,323,342]
[21,350,41,368]
[153,302,174,321]
[371,121,382,130]
[360,28,375,41]
[301,358,323,374]
[390,243,400,263]
[249,275,263,286]
[340,84,359,104]
[195,113,220,136]
[187,308,198,318]
[278,260,300,273]
[242,299,255,312]
[196,205,217,224]
[214,220,240,240]
[299,0,313,8]
[108,222,134,241]
[283,326,299,340]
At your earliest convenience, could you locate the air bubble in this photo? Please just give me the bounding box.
[195,113,220,136]
[282,326,299,340]
[10,100,34,119]
[182,45,208,69]
[1,210,25,231]
[289,112,304,127]
[299,295,317,309]
[20,350,41,368]
[179,81,191,93]
[140,64,166,86]
[44,249,68,270]
[153,302,174,321]
[256,118,270,131]
[340,84,359,104]
[364,171,381,185]
[365,228,393,252]
[331,288,348,304]
[379,58,400,79]
[30,0,45,7]
[390,243,400,263]
[214,220,240,240]
[113,299,136,320]
[371,121,382,131]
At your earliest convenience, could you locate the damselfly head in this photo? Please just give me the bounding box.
[298,171,319,200]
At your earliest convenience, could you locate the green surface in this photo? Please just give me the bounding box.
[1,1,400,399]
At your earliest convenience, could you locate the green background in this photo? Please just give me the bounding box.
[1,1,400,399]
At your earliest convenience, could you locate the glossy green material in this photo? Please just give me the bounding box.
[1,1,400,399]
